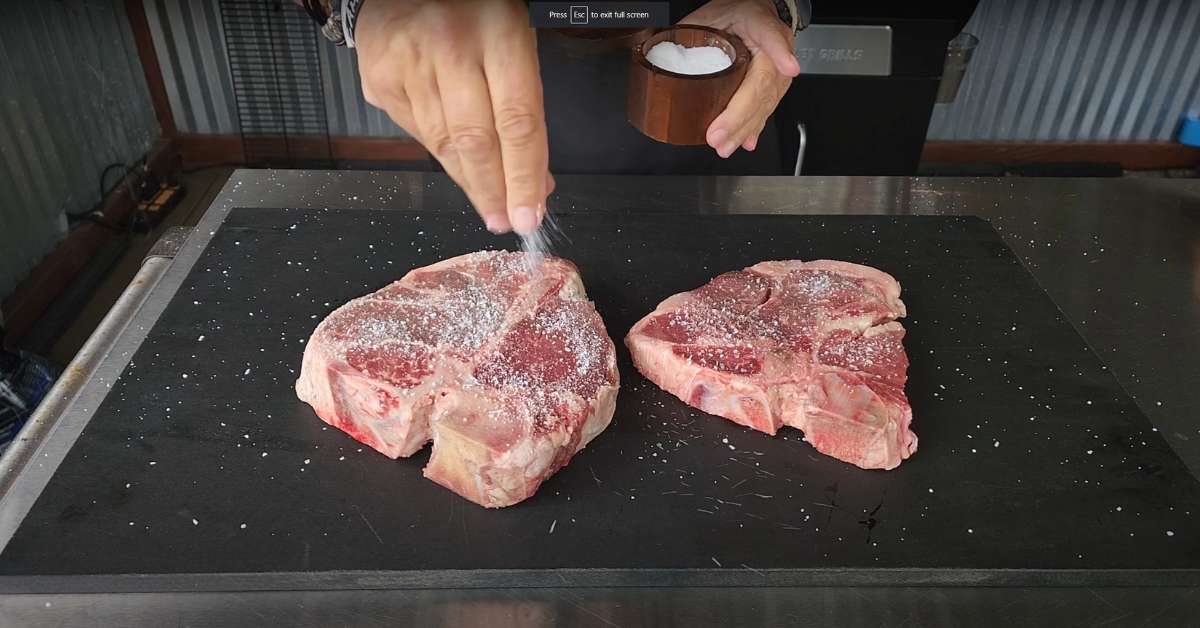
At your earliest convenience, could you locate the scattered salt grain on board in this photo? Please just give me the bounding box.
[646,41,732,75]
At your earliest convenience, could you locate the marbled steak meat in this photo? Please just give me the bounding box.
[297,251,619,507]
[626,260,916,470]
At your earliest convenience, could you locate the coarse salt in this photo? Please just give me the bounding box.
[646,41,732,75]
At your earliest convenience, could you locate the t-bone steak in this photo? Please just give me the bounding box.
[296,251,619,507]
[626,260,916,470]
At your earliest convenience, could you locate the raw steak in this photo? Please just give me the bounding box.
[626,260,916,470]
[296,251,619,507]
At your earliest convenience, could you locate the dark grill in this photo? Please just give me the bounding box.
[218,0,332,167]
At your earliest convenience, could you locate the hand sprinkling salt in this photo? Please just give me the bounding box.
[518,212,564,276]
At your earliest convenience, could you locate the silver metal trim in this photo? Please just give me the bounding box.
[793,122,807,176]
[0,257,173,548]
[144,226,193,261]
[0,170,439,553]
[0,170,434,551]
[3,566,1199,594]
[0,171,254,552]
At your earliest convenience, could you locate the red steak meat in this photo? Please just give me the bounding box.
[626,260,916,470]
[296,252,619,507]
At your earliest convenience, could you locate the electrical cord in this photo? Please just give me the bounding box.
[98,162,139,201]
[64,161,125,221]
[66,156,158,233]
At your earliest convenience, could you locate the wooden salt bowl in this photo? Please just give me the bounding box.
[549,27,653,55]
[627,25,750,146]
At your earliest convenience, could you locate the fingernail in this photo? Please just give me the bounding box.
[708,127,728,149]
[485,214,511,234]
[511,206,540,235]
[744,136,758,152]
[719,142,737,158]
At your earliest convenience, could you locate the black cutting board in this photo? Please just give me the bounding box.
[3,210,1199,590]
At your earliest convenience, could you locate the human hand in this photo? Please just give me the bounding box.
[681,0,800,157]
[355,0,551,234]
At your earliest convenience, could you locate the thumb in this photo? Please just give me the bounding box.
[746,25,800,77]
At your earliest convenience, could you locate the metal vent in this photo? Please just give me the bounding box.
[218,0,332,166]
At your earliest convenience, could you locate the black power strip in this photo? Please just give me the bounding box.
[132,183,187,233]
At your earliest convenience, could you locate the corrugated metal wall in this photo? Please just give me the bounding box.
[144,0,405,137]
[0,1,159,302]
[928,0,1200,140]
[315,18,406,138]
[149,0,1199,143]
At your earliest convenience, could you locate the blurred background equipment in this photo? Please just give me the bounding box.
[0,328,59,454]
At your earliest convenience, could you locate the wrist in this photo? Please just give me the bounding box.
[308,0,367,48]
[770,0,810,33]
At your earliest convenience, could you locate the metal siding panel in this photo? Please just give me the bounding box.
[0,0,157,300]
[1074,2,1134,139]
[1053,0,1114,140]
[165,0,214,133]
[25,10,79,202]
[1151,9,1200,139]
[335,46,364,136]
[190,0,236,134]
[145,0,193,133]
[1021,1,1079,140]
[928,0,1200,142]
[973,1,1028,140]
[153,0,202,133]
[132,0,393,139]
[0,91,47,271]
[206,0,240,134]
[1114,0,1178,139]
[954,0,1004,139]
[994,0,1048,139]
[1098,0,1162,139]
[1135,0,1197,139]
[969,0,1027,138]
[6,9,64,228]
[1035,0,1093,140]
[318,36,343,136]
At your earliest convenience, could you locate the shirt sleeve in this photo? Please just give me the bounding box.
[341,0,366,48]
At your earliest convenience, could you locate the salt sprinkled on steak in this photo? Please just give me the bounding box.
[296,251,619,508]
[626,260,916,470]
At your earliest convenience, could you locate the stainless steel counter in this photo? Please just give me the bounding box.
[2,171,1199,627]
